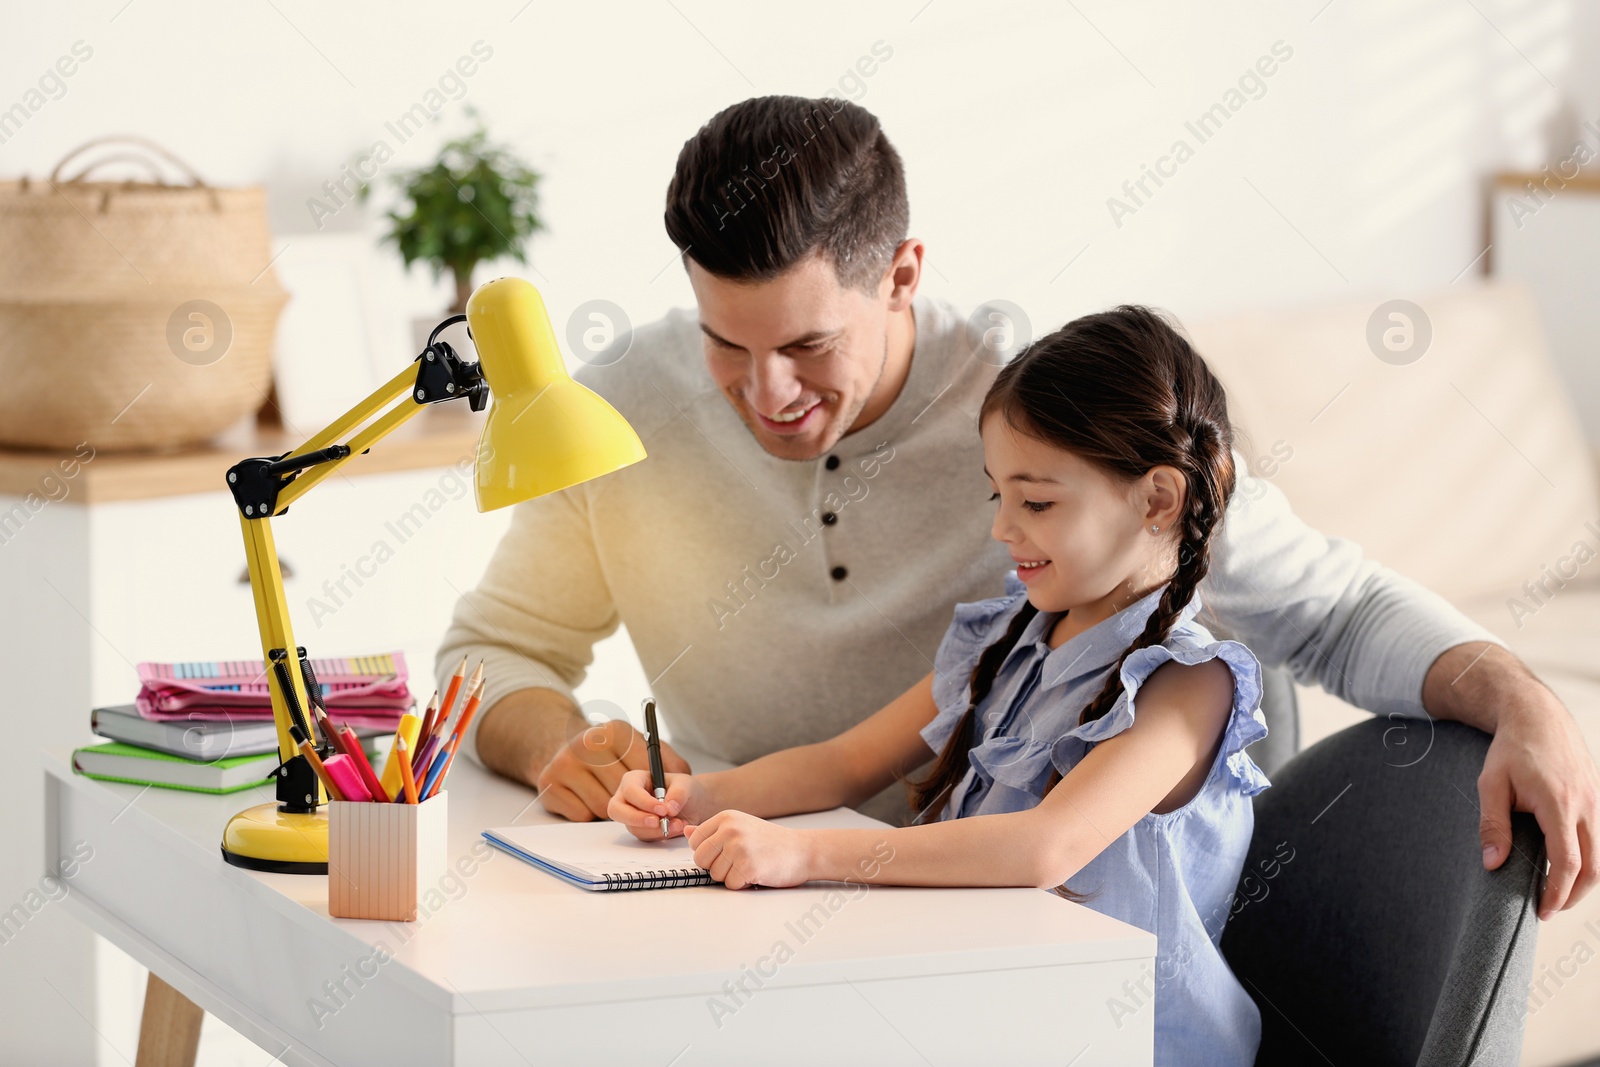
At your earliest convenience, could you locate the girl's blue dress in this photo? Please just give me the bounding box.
[919,573,1271,1067]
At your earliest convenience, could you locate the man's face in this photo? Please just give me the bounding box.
[689,252,892,462]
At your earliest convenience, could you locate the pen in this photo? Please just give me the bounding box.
[644,699,668,838]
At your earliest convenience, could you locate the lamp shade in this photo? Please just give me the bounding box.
[465,278,647,511]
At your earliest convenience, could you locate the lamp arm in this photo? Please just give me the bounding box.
[225,323,487,816]
[220,280,642,869]
[227,338,488,519]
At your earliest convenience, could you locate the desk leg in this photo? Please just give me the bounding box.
[135,972,203,1067]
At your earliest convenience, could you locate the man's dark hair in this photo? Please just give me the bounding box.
[664,95,909,292]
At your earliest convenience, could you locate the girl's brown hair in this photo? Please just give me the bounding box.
[909,306,1237,826]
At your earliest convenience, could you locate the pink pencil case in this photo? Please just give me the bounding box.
[133,705,409,729]
[134,652,412,724]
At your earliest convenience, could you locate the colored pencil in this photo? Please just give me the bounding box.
[297,738,344,802]
[411,734,441,780]
[314,707,347,756]
[424,668,485,799]
[413,691,440,757]
[395,735,420,804]
[339,724,390,803]
[446,664,485,747]
[313,706,341,750]
[420,739,454,799]
[434,655,468,737]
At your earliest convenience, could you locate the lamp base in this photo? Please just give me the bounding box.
[220,802,329,874]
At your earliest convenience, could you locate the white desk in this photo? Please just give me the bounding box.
[44,749,1155,1066]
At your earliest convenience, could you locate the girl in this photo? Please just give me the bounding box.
[610,305,1270,1065]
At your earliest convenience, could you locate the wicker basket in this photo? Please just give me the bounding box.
[0,137,287,452]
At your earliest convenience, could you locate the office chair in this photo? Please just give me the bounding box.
[1221,717,1545,1066]
[1249,663,1300,779]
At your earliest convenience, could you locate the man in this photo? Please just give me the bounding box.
[437,95,1598,918]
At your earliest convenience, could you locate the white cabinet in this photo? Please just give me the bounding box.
[1,439,651,1064]
[85,468,512,708]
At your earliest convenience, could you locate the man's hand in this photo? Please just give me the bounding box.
[1424,643,1600,918]
[1479,696,1599,919]
[474,688,692,820]
[537,719,693,821]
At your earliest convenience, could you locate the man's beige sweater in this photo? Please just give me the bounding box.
[436,295,1500,825]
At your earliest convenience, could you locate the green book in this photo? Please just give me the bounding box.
[72,741,283,795]
[73,738,383,795]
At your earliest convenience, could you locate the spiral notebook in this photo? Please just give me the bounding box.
[483,807,883,891]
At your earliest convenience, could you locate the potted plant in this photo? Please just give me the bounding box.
[371,118,544,315]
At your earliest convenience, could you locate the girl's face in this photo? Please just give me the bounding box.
[980,413,1181,622]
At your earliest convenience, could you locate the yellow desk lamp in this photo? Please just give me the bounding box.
[220,277,646,873]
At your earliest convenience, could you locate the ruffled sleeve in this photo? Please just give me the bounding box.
[920,572,1031,755]
[1049,637,1272,797]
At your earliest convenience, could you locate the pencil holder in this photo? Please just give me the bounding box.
[327,793,447,921]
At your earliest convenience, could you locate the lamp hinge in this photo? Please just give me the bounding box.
[225,444,352,518]
[414,340,488,410]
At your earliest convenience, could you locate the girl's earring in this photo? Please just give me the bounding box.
[1149,525,1160,534]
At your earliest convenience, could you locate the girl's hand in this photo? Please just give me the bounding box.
[686,811,814,890]
[609,769,702,839]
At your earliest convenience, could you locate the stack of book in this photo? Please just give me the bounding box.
[73,653,413,794]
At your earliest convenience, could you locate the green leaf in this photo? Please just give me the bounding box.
[375,118,545,289]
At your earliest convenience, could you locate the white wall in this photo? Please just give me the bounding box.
[3,0,1585,340]
[1,1,1591,1062]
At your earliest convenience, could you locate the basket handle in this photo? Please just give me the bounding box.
[48,136,222,212]
[50,135,209,188]
[51,151,169,186]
